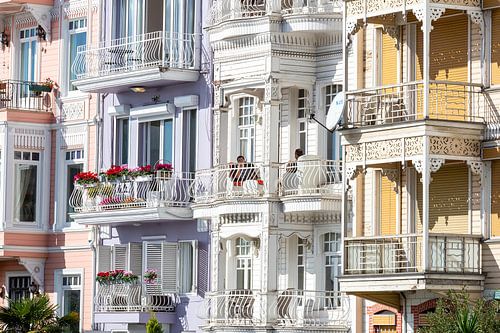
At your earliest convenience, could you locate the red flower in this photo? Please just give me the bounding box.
[74,171,99,185]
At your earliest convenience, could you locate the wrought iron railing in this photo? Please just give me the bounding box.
[72,31,199,80]
[199,289,350,328]
[69,173,193,213]
[208,0,341,25]
[344,233,482,275]
[279,159,342,197]
[345,81,490,127]
[94,281,179,312]
[0,80,52,111]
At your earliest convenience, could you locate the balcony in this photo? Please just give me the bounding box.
[94,281,178,325]
[345,81,489,127]
[71,31,200,93]
[341,234,484,298]
[69,173,194,225]
[207,0,342,40]
[200,289,350,329]
[0,80,54,123]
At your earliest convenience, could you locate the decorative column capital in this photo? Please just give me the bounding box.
[467,160,483,176]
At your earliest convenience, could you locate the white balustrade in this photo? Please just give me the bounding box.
[69,172,193,213]
[72,31,199,80]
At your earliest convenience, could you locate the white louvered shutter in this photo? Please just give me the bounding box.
[128,243,143,276]
[162,242,178,292]
[112,244,128,270]
[97,245,112,272]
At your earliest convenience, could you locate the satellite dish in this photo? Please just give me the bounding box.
[326,91,345,131]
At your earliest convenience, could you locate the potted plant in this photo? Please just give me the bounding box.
[96,270,138,285]
[155,163,173,180]
[100,165,130,182]
[129,165,153,182]
[30,78,55,94]
[143,269,158,284]
[74,171,99,187]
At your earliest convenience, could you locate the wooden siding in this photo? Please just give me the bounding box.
[491,160,500,237]
[484,0,500,9]
[483,242,500,290]
[492,9,500,85]
[380,175,397,235]
[417,164,469,234]
[382,31,398,86]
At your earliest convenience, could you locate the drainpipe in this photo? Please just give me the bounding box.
[401,292,407,333]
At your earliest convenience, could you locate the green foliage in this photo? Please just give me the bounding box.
[0,294,58,332]
[146,313,163,333]
[0,295,79,333]
[419,290,500,333]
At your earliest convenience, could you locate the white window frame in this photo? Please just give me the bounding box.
[323,232,341,295]
[181,108,198,173]
[325,84,343,161]
[54,268,84,333]
[67,18,88,94]
[18,27,38,82]
[237,97,256,162]
[297,237,306,291]
[138,117,175,165]
[114,117,130,166]
[178,240,198,295]
[297,88,309,154]
[64,150,85,225]
[13,150,41,225]
[235,237,252,290]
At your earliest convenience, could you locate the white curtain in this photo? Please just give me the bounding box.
[14,164,36,222]
[179,242,193,293]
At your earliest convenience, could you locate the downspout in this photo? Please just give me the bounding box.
[401,292,407,333]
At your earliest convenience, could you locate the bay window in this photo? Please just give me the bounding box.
[138,119,173,165]
[14,151,40,223]
[68,19,87,91]
[238,97,255,162]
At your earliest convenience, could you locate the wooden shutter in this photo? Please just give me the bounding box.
[144,242,178,292]
[112,244,128,270]
[128,243,143,275]
[380,174,397,236]
[491,160,500,237]
[417,164,468,234]
[492,9,500,85]
[162,243,178,292]
[97,245,112,272]
[382,30,399,86]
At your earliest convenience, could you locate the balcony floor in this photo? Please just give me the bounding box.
[94,311,176,324]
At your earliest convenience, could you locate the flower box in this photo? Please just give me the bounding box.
[30,84,52,93]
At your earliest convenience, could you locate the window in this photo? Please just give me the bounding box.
[65,150,84,223]
[238,97,255,162]
[14,151,40,223]
[69,19,87,91]
[20,28,37,82]
[324,232,341,306]
[297,238,305,291]
[138,119,173,165]
[179,241,197,293]
[325,85,343,160]
[183,109,197,172]
[113,0,144,38]
[165,0,195,35]
[8,276,31,301]
[115,118,129,165]
[297,89,309,153]
[235,238,252,290]
[61,275,81,325]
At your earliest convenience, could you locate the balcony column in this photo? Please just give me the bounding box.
[421,139,430,271]
[422,6,431,119]
[263,77,280,195]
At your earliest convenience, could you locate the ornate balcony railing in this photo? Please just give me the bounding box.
[270,290,350,327]
[344,233,482,275]
[484,86,500,141]
[191,163,278,203]
[208,0,341,25]
[200,289,350,328]
[279,159,342,197]
[69,173,193,213]
[72,31,199,80]
[346,81,491,127]
[0,80,52,112]
[94,281,179,312]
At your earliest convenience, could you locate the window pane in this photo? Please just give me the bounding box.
[70,31,87,90]
[179,242,193,293]
[149,121,161,164]
[67,164,83,222]
[163,119,173,163]
[119,119,129,165]
[8,276,30,301]
[189,110,197,172]
[21,42,30,81]
[63,289,81,320]
[14,164,37,222]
